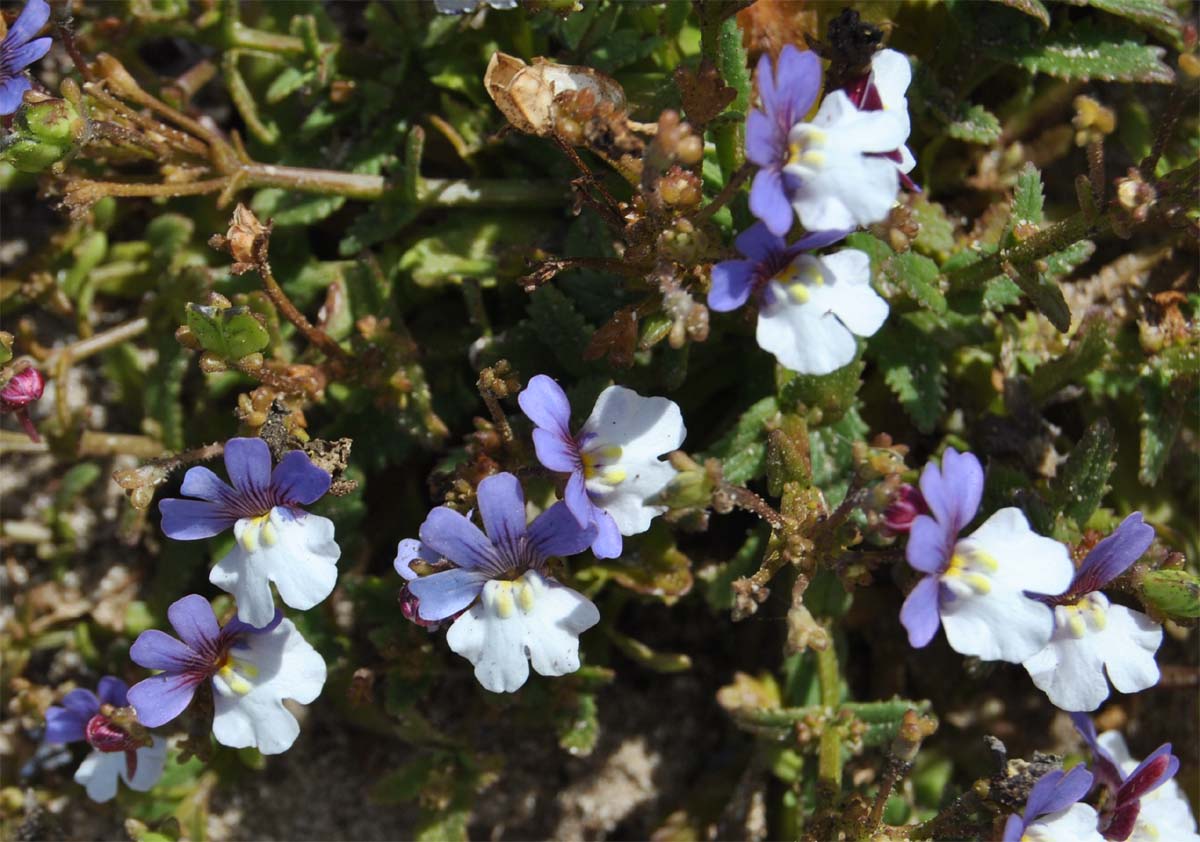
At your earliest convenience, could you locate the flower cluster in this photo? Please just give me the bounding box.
[899,449,1165,712]
[42,438,336,801]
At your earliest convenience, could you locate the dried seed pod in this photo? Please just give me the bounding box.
[484,52,626,139]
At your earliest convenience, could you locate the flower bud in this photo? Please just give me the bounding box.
[1,98,86,173]
[882,483,928,535]
[1,367,46,443]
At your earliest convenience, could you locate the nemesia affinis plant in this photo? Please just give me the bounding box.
[0,0,1196,837]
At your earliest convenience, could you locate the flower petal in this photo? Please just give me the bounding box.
[907,514,953,574]
[5,36,52,71]
[476,472,528,555]
[159,498,236,540]
[817,249,889,337]
[518,374,573,439]
[1023,623,1112,712]
[44,694,92,744]
[919,448,984,536]
[709,259,756,312]
[129,629,194,672]
[0,76,32,116]
[178,465,234,503]
[756,281,858,375]
[127,672,200,728]
[1025,766,1095,821]
[588,458,675,536]
[900,574,941,648]
[581,385,686,463]
[940,577,1055,663]
[222,437,273,497]
[167,593,221,651]
[868,50,912,121]
[394,538,438,581]
[211,618,326,755]
[409,567,488,621]
[95,676,129,708]
[74,750,123,803]
[1026,804,1105,842]
[770,45,822,126]
[7,0,50,47]
[965,507,1073,597]
[527,501,597,559]
[1073,512,1154,594]
[749,168,795,237]
[1101,604,1162,695]
[745,108,781,169]
[419,506,501,571]
[123,738,168,792]
[532,427,579,473]
[734,221,786,264]
[589,509,622,559]
[270,451,330,506]
[564,469,594,527]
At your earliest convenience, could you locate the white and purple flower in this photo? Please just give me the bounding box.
[0,0,51,115]
[1002,765,1103,842]
[395,472,599,693]
[160,437,339,628]
[1072,714,1198,842]
[899,448,1074,663]
[128,594,327,755]
[710,223,888,375]
[841,48,918,191]
[43,676,168,803]
[745,45,823,236]
[518,376,686,559]
[1023,513,1162,712]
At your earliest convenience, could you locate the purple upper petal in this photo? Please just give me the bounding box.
[270,450,331,506]
[95,676,129,708]
[159,498,237,540]
[179,466,235,503]
[734,221,786,264]
[752,46,822,160]
[749,168,794,237]
[564,469,593,528]
[127,672,201,729]
[43,688,99,744]
[223,437,273,497]
[4,36,51,71]
[745,109,779,168]
[129,629,195,672]
[1072,512,1154,595]
[477,473,528,558]
[791,228,851,253]
[528,501,597,560]
[6,0,50,48]
[167,594,221,651]
[224,608,283,637]
[919,448,983,536]
[1024,765,1094,821]
[531,427,580,473]
[519,375,573,439]
[419,507,501,571]
[906,514,954,574]
[899,574,941,648]
[709,259,756,313]
[1001,814,1025,842]
[409,567,488,621]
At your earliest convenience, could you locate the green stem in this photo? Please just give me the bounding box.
[702,15,749,183]
[946,211,1107,289]
[815,642,842,799]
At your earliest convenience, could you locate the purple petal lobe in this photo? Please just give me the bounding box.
[709,260,756,312]
[129,629,194,672]
[159,498,236,540]
[224,609,283,637]
[518,375,573,438]
[43,705,87,744]
[1025,766,1093,820]
[906,514,953,574]
[900,574,941,648]
[734,221,785,263]
[167,594,220,650]
[60,688,100,719]
[791,228,851,252]
[270,451,331,506]
[8,0,50,46]
[531,427,579,473]
[749,168,794,237]
[179,466,234,503]
[95,677,129,708]
[222,437,272,496]
[589,509,622,559]
[127,674,200,728]
[1073,512,1154,594]
[395,538,436,581]
[1119,743,1178,804]
[5,36,52,71]
[745,109,779,168]
[0,77,31,116]
[753,51,777,121]
[476,472,528,556]
[919,448,983,535]
[771,46,821,126]
[528,502,597,560]
[1070,713,1124,792]
[419,507,500,571]
[564,470,593,527]
[409,568,488,621]
[1001,814,1025,842]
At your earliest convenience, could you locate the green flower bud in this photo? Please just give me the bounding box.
[19,98,86,147]
[1140,569,1200,622]
[0,136,71,173]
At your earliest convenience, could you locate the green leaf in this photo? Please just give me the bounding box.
[1011,264,1072,332]
[700,527,765,612]
[1012,162,1045,229]
[397,215,550,287]
[606,627,693,673]
[266,66,315,104]
[882,252,947,314]
[999,22,1174,83]
[1138,377,1184,484]
[1140,569,1200,621]
[1063,0,1185,47]
[253,188,347,228]
[185,303,271,360]
[808,407,868,501]
[910,195,958,262]
[1030,315,1111,401]
[946,103,1002,144]
[146,335,188,451]
[871,321,945,434]
[994,0,1050,27]
[1042,239,1096,281]
[555,689,600,756]
[707,396,779,485]
[1047,419,1116,525]
[527,285,594,378]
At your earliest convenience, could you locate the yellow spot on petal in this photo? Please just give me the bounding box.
[1068,612,1087,639]
[218,664,253,695]
[1090,603,1107,630]
[260,520,278,547]
[603,467,627,485]
[516,580,536,614]
[971,550,1000,572]
[964,573,992,595]
[489,581,516,619]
